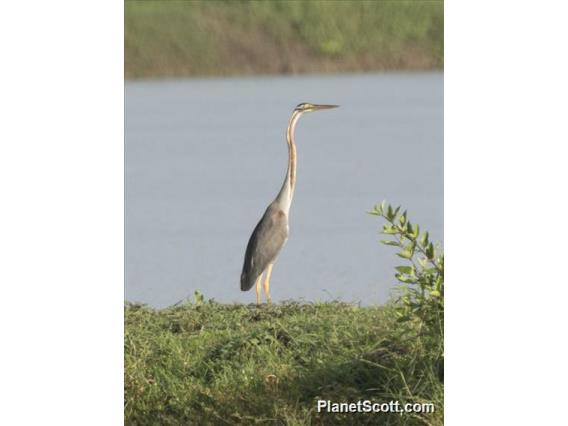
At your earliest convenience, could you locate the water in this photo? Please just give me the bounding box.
[126,72,443,308]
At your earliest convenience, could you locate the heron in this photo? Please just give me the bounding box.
[240,102,339,304]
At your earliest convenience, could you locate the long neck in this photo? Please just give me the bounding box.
[274,110,301,214]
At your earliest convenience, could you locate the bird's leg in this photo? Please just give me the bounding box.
[255,273,264,305]
[263,264,273,304]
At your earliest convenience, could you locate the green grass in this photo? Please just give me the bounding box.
[125,0,443,79]
[125,300,443,425]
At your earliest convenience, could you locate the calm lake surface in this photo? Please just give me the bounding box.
[126,72,443,308]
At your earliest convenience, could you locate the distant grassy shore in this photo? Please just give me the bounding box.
[125,301,443,425]
[125,1,443,79]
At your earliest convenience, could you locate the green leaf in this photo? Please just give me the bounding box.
[430,290,441,298]
[387,205,394,221]
[398,242,416,259]
[194,290,204,305]
[381,240,400,246]
[399,211,407,225]
[371,202,384,215]
[395,273,409,282]
[435,276,443,291]
[411,223,420,239]
[395,273,416,283]
[383,224,398,234]
[426,242,435,259]
[395,266,413,274]
[420,232,429,247]
[436,254,444,268]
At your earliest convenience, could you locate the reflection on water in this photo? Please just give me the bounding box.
[126,72,443,308]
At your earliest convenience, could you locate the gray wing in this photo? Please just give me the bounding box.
[240,204,289,291]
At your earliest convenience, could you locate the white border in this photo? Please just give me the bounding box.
[2,1,568,424]
[0,1,123,424]
[446,1,568,424]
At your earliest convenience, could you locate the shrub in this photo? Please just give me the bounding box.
[369,201,444,380]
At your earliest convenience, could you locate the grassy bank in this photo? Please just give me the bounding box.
[125,301,443,425]
[125,203,444,424]
[125,1,443,79]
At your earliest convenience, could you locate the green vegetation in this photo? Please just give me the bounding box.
[125,1,444,79]
[369,200,444,350]
[125,202,444,425]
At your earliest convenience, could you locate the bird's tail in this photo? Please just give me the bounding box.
[240,271,256,292]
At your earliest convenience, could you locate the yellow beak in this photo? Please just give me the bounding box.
[311,104,339,111]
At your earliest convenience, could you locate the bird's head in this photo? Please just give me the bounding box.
[294,102,339,113]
